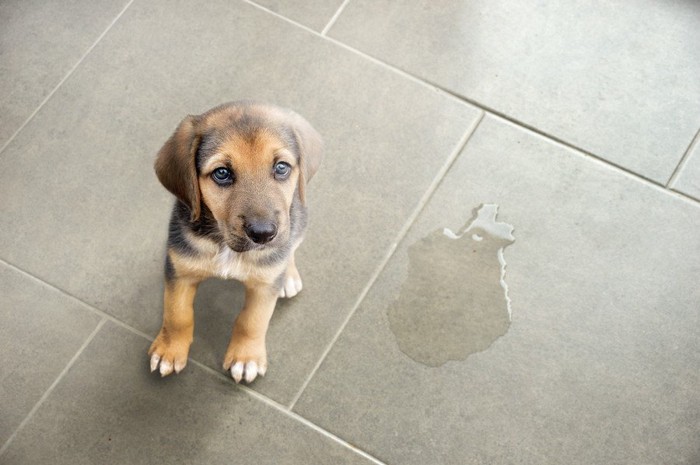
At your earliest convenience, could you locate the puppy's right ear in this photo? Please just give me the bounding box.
[154,115,202,221]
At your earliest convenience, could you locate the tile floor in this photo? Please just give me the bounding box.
[1,1,698,464]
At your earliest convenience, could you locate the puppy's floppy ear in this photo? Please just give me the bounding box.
[154,115,202,220]
[288,112,323,205]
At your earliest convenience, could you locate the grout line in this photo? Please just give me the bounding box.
[428,83,700,193]
[414,78,664,185]
[321,34,465,105]
[189,360,389,465]
[323,50,700,207]
[241,0,315,34]
[287,112,485,410]
[0,0,135,157]
[666,126,700,188]
[241,0,466,107]
[322,38,699,207]
[316,31,470,107]
[0,257,387,463]
[242,0,700,208]
[0,258,154,341]
[0,319,107,457]
[321,0,351,36]
[486,114,700,209]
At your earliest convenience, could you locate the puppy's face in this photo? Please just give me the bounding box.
[197,127,300,252]
[154,102,323,253]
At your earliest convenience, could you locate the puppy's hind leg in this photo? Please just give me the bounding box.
[279,248,303,298]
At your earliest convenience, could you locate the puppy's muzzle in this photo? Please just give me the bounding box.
[244,219,278,244]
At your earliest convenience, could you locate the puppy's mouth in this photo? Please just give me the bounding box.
[226,236,258,253]
[226,233,283,253]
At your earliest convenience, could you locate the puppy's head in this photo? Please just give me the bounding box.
[155,102,322,252]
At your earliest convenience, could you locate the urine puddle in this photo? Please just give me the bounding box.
[388,204,515,367]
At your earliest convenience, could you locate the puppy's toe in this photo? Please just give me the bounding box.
[150,354,161,372]
[159,359,174,377]
[227,359,268,384]
[244,362,259,383]
[174,359,187,374]
[223,340,268,384]
[151,354,187,377]
[279,276,303,298]
[148,332,191,377]
[228,360,266,384]
[230,362,244,383]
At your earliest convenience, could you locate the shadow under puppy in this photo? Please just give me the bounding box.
[149,101,322,384]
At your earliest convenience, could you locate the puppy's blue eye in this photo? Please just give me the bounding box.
[212,167,233,184]
[274,162,291,179]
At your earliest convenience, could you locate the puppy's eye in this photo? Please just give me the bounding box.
[212,167,233,185]
[274,162,292,180]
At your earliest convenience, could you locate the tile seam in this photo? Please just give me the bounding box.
[667,187,700,203]
[240,0,700,207]
[242,0,317,34]
[287,113,486,410]
[666,125,700,188]
[321,0,352,36]
[0,258,154,341]
[0,0,136,157]
[0,258,387,464]
[433,85,700,203]
[410,76,693,188]
[189,360,389,465]
[240,0,467,107]
[0,319,107,457]
[321,43,700,207]
[487,114,700,209]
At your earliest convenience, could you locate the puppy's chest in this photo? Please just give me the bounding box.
[215,247,255,280]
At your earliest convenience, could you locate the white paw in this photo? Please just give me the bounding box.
[149,354,187,377]
[228,361,267,384]
[279,276,303,298]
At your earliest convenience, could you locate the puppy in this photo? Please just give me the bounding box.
[149,101,322,384]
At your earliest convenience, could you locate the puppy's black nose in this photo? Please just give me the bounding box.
[244,220,278,244]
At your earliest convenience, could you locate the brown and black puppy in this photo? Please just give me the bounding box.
[149,101,322,384]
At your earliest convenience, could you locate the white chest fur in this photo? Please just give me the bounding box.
[215,247,255,280]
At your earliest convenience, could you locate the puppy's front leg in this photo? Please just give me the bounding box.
[223,281,278,384]
[149,278,199,376]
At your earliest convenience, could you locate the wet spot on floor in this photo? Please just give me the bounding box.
[388,204,515,367]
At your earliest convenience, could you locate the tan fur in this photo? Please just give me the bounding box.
[149,102,322,383]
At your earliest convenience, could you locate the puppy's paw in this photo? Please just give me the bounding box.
[279,266,303,298]
[148,329,192,377]
[222,338,268,384]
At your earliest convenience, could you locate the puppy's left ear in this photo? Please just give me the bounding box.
[154,115,202,220]
[288,113,323,204]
